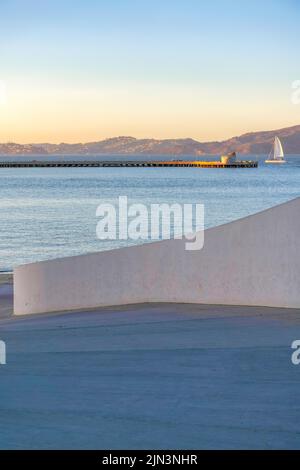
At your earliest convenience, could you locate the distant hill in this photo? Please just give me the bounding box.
[1,125,300,156]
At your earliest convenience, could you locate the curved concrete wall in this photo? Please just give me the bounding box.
[14,197,300,315]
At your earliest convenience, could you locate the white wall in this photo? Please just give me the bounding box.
[14,197,300,315]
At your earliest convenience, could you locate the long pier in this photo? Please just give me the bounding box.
[0,160,258,168]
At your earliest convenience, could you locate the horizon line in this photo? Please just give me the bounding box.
[2,123,300,146]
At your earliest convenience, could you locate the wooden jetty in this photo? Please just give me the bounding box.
[0,159,258,168]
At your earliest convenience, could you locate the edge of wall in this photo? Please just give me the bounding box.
[14,197,300,315]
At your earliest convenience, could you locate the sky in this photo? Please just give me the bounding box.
[0,0,299,143]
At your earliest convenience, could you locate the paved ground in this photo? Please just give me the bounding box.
[0,280,300,449]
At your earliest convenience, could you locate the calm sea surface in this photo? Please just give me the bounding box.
[0,155,299,271]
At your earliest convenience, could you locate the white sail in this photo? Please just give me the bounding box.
[273,136,284,160]
[265,136,286,163]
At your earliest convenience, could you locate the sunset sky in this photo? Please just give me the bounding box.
[0,0,299,143]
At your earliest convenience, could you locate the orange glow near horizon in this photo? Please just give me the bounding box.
[0,81,299,144]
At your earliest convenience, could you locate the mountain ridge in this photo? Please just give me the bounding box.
[1,124,300,156]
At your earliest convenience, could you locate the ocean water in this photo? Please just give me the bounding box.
[0,155,300,271]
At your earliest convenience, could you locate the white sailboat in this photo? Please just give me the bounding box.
[265,136,286,163]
